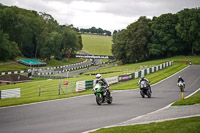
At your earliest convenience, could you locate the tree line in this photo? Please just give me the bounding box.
[0,4,83,61]
[80,27,111,36]
[112,8,200,64]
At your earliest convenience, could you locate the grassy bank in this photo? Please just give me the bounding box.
[81,34,112,55]
[92,116,200,133]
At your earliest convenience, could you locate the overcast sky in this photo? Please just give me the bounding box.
[0,0,200,32]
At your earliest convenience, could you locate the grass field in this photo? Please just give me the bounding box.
[81,34,113,55]
[92,116,200,133]
[0,56,199,107]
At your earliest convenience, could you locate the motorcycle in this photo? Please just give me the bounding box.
[93,81,112,105]
[139,81,151,98]
[177,81,184,92]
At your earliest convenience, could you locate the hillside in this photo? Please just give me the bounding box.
[81,34,113,56]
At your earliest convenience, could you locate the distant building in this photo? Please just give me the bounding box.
[0,74,33,86]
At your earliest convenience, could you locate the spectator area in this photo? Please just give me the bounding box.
[18,59,46,67]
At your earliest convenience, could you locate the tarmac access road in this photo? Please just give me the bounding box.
[0,65,200,133]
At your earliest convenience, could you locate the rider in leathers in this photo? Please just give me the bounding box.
[177,76,185,88]
[138,76,152,93]
[95,74,110,96]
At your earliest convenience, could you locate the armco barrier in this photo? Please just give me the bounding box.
[76,61,173,92]
[76,81,85,92]
[135,72,139,78]
[118,74,132,82]
[85,80,93,90]
[0,88,21,99]
[105,76,119,85]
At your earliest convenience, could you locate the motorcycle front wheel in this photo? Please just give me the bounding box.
[96,93,103,105]
[140,90,145,98]
[147,90,151,98]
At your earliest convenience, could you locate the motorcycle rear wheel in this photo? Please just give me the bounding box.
[107,96,112,104]
[180,87,184,92]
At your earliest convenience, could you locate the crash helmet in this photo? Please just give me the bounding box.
[179,76,181,78]
[96,74,102,80]
[141,76,144,80]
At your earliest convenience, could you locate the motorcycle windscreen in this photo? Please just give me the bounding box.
[94,83,101,90]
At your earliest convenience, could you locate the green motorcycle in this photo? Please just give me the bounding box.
[93,81,112,105]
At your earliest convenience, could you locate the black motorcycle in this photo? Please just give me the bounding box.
[139,81,151,98]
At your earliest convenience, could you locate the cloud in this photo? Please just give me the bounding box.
[0,0,200,32]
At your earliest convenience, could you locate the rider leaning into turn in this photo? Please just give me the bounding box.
[95,74,111,96]
[177,76,185,88]
[138,76,152,93]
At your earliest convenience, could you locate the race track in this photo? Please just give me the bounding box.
[0,65,200,133]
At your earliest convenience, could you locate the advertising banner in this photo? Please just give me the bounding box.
[118,74,131,82]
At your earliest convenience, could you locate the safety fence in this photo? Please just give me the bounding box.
[0,88,21,99]
[0,60,90,76]
[76,61,173,92]
[39,81,75,96]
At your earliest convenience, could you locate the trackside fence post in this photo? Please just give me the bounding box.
[39,85,41,96]
[59,83,60,95]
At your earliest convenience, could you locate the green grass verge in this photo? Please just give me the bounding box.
[92,116,200,133]
[81,34,112,55]
[172,90,200,106]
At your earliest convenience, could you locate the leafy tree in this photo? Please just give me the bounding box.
[112,30,127,63]
[112,16,152,63]
[176,8,200,55]
[113,30,118,35]
[0,31,21,60]
[149,13,182,57]
[40,31,62,59]
[125,16,152,63]
[61,27,80,55]
[80,27,111,36]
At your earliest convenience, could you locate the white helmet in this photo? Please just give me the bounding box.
[179,76,181,78]
[96,74,102,80]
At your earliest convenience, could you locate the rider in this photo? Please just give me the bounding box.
[95,74,110,96]
[177,76,185,88]
[138,76,152,93]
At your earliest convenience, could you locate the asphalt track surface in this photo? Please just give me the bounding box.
[0,65,200,133]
